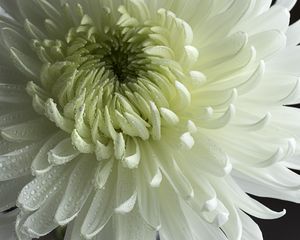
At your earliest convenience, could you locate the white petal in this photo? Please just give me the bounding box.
[276,0,297,10]
[159,182,194,240]
[1,118,53,142]
[160,107,179,125]
[45,99,74,133]
[9,47,41,80]
[197,31,248,68]
[136,165,161,230]
[31,131,66,175]
[71,129,94,153]
[268,46,300,75]
[0,0,19,20]
[114,207,156,240]
[174,81,191,109]
[149,102,161,140]
[95,140,113,161]
[115,191,137,214]
[35,0,61,22]
[22,187,64,238]
[0,175,31,211]
[122,138,141,169]
[55,157,96,225]
[287,19,300,46]
[0,110,36,128]
[0,83,29,103]
[249,30,286,60]
[95,159,114,189]
[233,169,300,203]
[24,19,46,40]
[187,134,232,177]
[189,71,206,86]
[0,139,26,155]
[187,176,218,214]
[180,132,195,149]
[202,200,229,227]
[48,137,80,165]
[114,132,125,160]
[222,176,286,219]
[180,200,227,240]
[0,143,41,181]
[124,112,149,140]
[17,164,73,212]
[115,163,137,214]
[199,0,252,43]
[239,210,263,240]
[157,145,194,200]
[140,142,163,187]
[221,201,242,240]
[81,170,116,239]
[16,0,44,26]
[1,27,29,52]
[234,6,290,35]
[64,193,94,240]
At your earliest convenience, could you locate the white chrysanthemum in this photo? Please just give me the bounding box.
[0,0,300,239]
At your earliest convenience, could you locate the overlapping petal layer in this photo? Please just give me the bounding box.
[0,0,299,240]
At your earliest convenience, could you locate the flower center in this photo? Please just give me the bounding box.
[101,37,142,83]
[105,46,133,82]
[26,4,199,163]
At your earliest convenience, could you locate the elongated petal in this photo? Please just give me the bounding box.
[81,170,117,239]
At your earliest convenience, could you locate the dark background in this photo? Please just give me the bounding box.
[252,1,300,240]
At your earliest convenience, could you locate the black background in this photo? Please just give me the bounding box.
[252,1,300,240]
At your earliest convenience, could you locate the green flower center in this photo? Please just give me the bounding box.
[101,35,145,83]
[25,3,199,163]
[35,14,150,110]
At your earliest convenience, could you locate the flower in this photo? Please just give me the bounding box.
[0,0,300,239]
